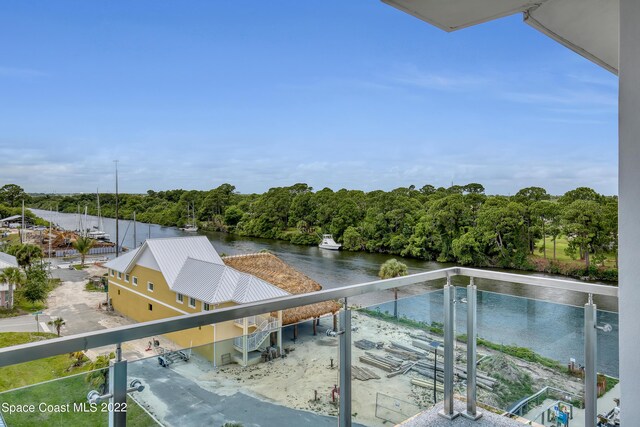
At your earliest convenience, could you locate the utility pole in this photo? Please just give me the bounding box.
[133,211,137,248]
[20,199,24,244]
[114,160,119,257]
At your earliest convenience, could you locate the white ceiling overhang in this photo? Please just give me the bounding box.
[382,0,619,74]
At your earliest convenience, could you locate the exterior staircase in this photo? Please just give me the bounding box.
[233,317,279,352]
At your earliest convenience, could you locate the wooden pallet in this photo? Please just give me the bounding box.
[352,365,381,381]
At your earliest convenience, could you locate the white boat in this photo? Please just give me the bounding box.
[88,191,110,240]
[319,234,342,250]
[88,229,110,240]
[180,202,198,232]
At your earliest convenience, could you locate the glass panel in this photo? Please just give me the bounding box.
[127,312,340,426]
[350,288,445,426]
[0,367,155,426]
[471,289,586,425]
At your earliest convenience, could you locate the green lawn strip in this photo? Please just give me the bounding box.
[535,236,617,268]
[85,282,105,292]
[0,333,157,426]
[0,376,155,427]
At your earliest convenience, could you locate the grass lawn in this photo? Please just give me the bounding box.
[0,332,157,426]
[85,282,105,293]
[535,236,617,268]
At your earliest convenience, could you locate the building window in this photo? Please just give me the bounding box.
[148,303,153,311]
[117,289,120,295]
[176,293,184,304]
[110,270,114,277]
[125,274,130,283]
[203,303,210,311]
[132,276,138,286]
[117,272,122,280]
[188,297,196,308]
[148,282,154,292]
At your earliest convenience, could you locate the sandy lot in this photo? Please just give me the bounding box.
[148,311,584,427]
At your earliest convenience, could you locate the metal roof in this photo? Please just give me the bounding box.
[105,236,224,287]
[172,257,289,305]
[0,252,18,270]
[0,215,22,223]
[383,0,619,74]
[104,247,140,272]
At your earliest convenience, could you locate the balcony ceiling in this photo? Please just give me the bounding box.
[382,0,619,74]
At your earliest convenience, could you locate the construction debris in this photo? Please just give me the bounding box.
[354,339,383,350]
[352,365,381,381]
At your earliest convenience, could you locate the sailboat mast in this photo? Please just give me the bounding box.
[115,160,119,257]
[20,199,24,244]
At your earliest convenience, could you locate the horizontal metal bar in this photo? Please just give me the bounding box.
[0,268,454,368]
[457,267,619,297]
[0,266,618,368]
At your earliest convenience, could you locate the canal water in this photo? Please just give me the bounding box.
[31,209,619,376]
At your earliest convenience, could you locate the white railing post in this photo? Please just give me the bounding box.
[584,294,598,426]
[339,301,352,427]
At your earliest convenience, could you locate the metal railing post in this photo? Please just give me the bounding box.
[339,300,352,427]
[109,344,127,427]
[462,278,482,420]
[439,277,459,420]
[584,294,598,427]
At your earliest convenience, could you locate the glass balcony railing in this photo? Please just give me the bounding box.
[0,267,619,427]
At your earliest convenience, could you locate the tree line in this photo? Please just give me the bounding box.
[20,182,618,280]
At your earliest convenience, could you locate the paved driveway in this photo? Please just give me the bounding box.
[0,314,52,333]
[129,359,356,427]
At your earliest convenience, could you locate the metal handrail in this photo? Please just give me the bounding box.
[508,385,581,415]
[0,267,617,368]
[234,318,279,351]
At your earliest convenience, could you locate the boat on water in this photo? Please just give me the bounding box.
[88,191,110,240]
[180,202,198,232]
[319,234,341,250]
[181,225,198,232]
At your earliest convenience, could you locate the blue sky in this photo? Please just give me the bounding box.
[0,1,618,196]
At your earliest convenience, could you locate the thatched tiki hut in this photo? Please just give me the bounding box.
[223,252,341,339]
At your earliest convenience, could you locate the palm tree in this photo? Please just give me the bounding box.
[378,259,408,319]
[48,317,66,336]
[0,266,25,309]
[7,244,44,268]
[73,236,95,267]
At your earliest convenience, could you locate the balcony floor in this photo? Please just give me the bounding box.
[399,401,537,427]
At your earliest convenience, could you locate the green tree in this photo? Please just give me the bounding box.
[21,263,49,304]
[563,200,603,269]
[48,317,66,336]
[378,259,408,318]
[223,205,244,227]
[342,226,365,251]
[0,184,29,207]
[73,236,95,267]
[531,200,561,260]
[476,198,528,267]
[6,244,44,268]
[0,266,25,309]
[514,187,550,254]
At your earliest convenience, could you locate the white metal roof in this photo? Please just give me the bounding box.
[0,252,18,270]
[382,0,619,74]
[105,236,224,287]
[172,257,289,305]
[0,215,22,223]
[104,247,140,272]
